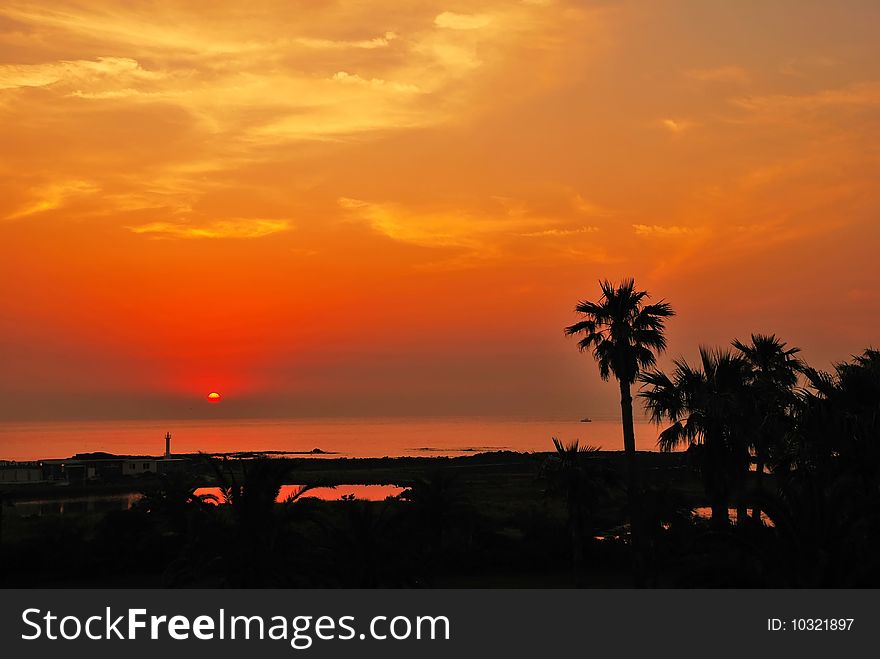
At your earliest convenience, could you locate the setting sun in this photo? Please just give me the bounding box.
[207,392,222,403]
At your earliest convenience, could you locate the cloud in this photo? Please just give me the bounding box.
[660,118,693,133]
[295,32,398,50]
[519,226,599,237]
[338,196,549,251]
[632,224,701,237]
[338,197,472,248]
[571,194,612,216]
[778,56,836,78]
[5,180,100,219]
[331,71,420,93]
[730,81,880,115]
[0,4,267,56]
[686,66,749,84]
[127,219,290,239]
[336,195,609,270]
[0,57,158,91]
[434,12,492,30]
[0,0,568,164]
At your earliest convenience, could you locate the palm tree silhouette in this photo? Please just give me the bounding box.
[640,347,752,529]
[564,278,674,571]
[137,472,218,536]
[795,349,880,488]
[752,470,870,586]
[732,333,802,519]
[200,456,321,586]
[400,470,470,551]
[321,498,411,587]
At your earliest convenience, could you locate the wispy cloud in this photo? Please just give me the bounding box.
[0,1,554,152]
[338,197,477,248]
[686,65,749,84]
[0,57,159,91]
[519,226,599,237]
[127,219,290,239]
[730,81,880,115]
[5,180,100,219]
[571,194,612,216]
[295,32,398,50]
[331,71,421,93]
[632,224,701,237]
[434,12,493,30]
[338,196,564,251]
[0,3,271,55]
[660,118,694,133]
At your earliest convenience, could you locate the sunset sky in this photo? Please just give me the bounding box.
[1,0,878,421]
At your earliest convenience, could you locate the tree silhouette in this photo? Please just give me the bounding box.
[400,470,470,550]
[319,498,412,587]
[794,349,880,488]
[640,348,752,529]
[539,437,615,583]
[564,278,674,577]
[732,333,802,519]
[136,472,217,536]
[197,456,321,586]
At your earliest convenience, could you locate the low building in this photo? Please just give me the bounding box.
[0,462,45,484]
[40,454,189,484]
[4,434,189,485]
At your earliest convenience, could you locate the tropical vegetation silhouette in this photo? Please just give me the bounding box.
[539,438,616,584]
[0,280,877,588]
[564,278,674,579]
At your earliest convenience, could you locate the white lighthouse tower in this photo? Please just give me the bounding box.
[164,432,172,458]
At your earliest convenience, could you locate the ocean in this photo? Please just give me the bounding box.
[0,417,662,461]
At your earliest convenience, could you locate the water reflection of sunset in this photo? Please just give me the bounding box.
[195,484,405,504]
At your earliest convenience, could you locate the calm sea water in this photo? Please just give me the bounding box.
[10,485,406,516]
[0,417,661,461]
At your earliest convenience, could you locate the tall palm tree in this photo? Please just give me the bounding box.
[732,333,802,518]
[564,278,674,550]
[640,347,752,529]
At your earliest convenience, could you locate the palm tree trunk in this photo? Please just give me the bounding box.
[570,503,584,586]
[704,442,730,530]
[751,457,765,520]
[736,501,748,526]
[734,448,750,525]
[711,498,728,530]
[619,380,638,474]
[618,379,646,584]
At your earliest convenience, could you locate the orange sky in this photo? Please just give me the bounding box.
[1,0,878,420]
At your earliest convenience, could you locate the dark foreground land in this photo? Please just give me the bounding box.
[2,448,856,589]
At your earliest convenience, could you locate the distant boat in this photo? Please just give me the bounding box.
[580,417,592,423]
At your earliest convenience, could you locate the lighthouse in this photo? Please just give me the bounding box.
[164,432,172,458]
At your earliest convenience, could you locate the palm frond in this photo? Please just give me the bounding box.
[657,422,689,451]
[281,483,328,504]
[565,278,674,387]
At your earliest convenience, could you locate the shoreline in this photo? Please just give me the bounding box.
[0,449,687,501]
